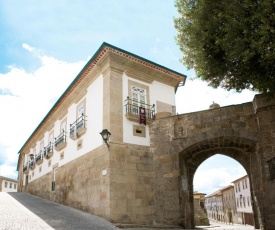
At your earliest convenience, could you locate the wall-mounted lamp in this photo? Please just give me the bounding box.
[100,129,111,149]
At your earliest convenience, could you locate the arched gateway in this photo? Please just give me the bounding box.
[150,94,275,229]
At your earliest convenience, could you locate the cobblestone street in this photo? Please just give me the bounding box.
[196,220,256,230]
[1,192,118,230]
[0,192,257,230]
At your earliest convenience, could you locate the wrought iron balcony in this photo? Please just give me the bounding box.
[124,97,155,125]
[70,114,87,140]
[44,142,53,159]
[35,151,43,165]
[23,162,29,174]
[55,130,67,151]
[29,160,36,170]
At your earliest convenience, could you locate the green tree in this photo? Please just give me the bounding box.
[174,0,275,94]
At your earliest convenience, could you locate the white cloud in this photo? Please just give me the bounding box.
[194,167,246,195]
[0,164,18,179]
[0,44,86,179]
[22,43,35,52]
[193,156,247,195]
[176,77,256,114]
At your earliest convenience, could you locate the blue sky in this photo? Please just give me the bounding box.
[0,0,252,194]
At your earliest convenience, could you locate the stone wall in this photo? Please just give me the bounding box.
[150,102,259,228]
[193,199,209,226]
[25,94,275,229]
[252,94,275,230]
[26,142,155,225]
[27,145,111,219]
[109,143,154,225]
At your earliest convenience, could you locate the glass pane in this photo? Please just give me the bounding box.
[140,95,145,107]
[132,93,139,115]
[78,104,85,118]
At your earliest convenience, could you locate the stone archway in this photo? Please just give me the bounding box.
[150,95,275,229]
[178,137,257,229]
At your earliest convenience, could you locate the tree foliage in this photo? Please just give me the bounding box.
[174,0,275,93]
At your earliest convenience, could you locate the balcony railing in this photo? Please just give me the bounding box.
[44,142,53,159]
[23,162,29,174]
[124,97,155,124]
[70,114,87,140]
[55,130,67,151]
[29,160,36,170]
[35,151,43,165]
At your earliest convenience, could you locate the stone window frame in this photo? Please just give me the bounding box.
[60,151,64,160]
[132,125,146,138]
[40,139,44,154]
[76,98,86,118]
[52,163,58,192]
[128,80,150,109]
[77,139,83,150]
[60,117,67,133]
[48,130,54,145]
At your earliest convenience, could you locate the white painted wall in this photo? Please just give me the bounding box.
[25,75,104,184]
[2,180,17,192]
[150,81,175,113]
[122,73,176,146]
[234,176,253,213]
[25,70,177,184]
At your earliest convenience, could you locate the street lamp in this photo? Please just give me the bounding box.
[100,129,111,149]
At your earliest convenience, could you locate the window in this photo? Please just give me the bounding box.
[247,196,250,206]
[131,86,146,115]
[40,140,44,153]
[49,130,54,145]
[60,117,67,133]
[14,184,16,189]
[243,197,246,208]
[242,181,245,189]
[238,183,240,192]
[52,166,58,191]
[9,183,12,188]
[69,99,86,139]
[240,198,242,208]
[4,181,7,188]
[245,179,248,189]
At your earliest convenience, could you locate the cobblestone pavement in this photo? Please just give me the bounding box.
[1,192,257,230]
[5,192,118,230]
[195,220,256,230]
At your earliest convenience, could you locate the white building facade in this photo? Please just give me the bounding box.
[17,43,186,226]
[205,190,224,222]
[232,175,254,226]
[205,175,254,226]
[0,176,17,192]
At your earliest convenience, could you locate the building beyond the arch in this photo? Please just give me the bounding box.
[17,43,275,230]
